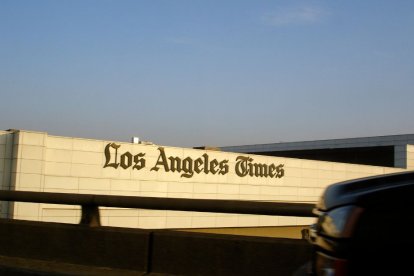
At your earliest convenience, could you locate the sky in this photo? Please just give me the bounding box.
[1,0,413,147]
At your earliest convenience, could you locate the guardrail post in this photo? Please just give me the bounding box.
[80,205,101,227]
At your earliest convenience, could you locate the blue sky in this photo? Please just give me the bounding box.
[1,0,413,147]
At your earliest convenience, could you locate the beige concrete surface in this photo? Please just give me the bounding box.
[0,129,408,229]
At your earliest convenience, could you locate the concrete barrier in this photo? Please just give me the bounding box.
[0,219,150,273]
[0,219,311,275]
[151,231,312,276]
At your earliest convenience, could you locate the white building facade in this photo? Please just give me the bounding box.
[1,130,412,229]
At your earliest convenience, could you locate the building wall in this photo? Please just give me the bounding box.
[0,131,15,218]
[222,134,414,169]
[407,145,414,170]
[2,130,407,229]
[395,144,414,170]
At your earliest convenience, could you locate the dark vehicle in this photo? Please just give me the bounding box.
[299,171,414,276]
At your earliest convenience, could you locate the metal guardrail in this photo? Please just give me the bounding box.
[0,190,316,227]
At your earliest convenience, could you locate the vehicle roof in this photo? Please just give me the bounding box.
[316,171,414,211]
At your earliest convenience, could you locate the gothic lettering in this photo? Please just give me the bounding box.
[210,159,219,174]
[219,160,229,175]
[133,153,146,170]
[120,152,133,169]
[276,164,284,178]
[103,143,121,169]
[103,143,146,171]
[235,155,284,179]
[103,143,284,180]
[151,147,169,172]
[194,158,203,173]
[181,157,194,178]
[235,156,250,177]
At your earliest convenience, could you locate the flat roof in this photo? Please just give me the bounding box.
[220,134,414,153]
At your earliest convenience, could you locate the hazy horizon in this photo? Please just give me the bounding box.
[1,1,413,147]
